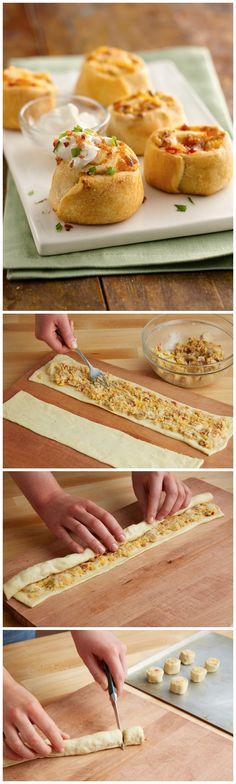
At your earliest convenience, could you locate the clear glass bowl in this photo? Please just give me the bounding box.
[19,94,110,153]
[142,317,233,389]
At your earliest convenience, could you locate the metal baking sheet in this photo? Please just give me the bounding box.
[126,632,233,734]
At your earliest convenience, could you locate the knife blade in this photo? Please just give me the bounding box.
[103,662,124,749]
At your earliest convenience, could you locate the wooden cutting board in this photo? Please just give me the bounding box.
[3,351,233,468]
[4,478,232,628]
[3,682,232,781]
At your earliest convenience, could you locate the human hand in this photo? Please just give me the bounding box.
[35,314,77,352]
[3,670,69,762]
[40,490,126,555]
[132,471,192,523]
[72,631,127,696]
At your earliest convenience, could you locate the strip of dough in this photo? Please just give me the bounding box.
[3,391,203,469]
[4,494,224,607]
[29,355,233,455]
[3,726,144,767]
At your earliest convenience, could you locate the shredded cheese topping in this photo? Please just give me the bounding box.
[154,125,226,154]
[21,502,219,599]
[3,65,54,89]
[112,90,177,116]
[47,361,230,451]
[85,46,143,75]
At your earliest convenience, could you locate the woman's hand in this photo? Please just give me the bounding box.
[132,471,192,523]
[3,670,69,762]
[40,490,126,555]
[72,632,127,696]
[35,314,77,352]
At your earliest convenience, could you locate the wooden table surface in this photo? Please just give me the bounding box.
[3,2,233,312]
[3,630,232,732]
[3,313,233,405]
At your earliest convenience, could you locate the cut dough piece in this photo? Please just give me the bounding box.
[4,493,224,607]
[3,390,203,469]
[146,667,164,683]
[29,354,233,455]
[179,649,196,665]
[190,666,207,682]
[205,657,220,672]
[164,657,181,675]
[3,726,144,767]
[170,676,188,695]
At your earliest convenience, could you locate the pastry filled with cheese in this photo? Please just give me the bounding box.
[3,65,57,129]
[49,128,144,224]
[75,46,151,106]
[108,90,185,155]
[144,124,233,195]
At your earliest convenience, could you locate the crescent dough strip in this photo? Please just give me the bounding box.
[3,726,144,767]
[4,494,224,606]
[29,355,233,455]
[3,390,203,470]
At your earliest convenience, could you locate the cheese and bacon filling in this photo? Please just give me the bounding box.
[84,46,147,76]
[154,124,227,155]
[53,128,139,174]
[3,65,55,91]
[111,90,182,117]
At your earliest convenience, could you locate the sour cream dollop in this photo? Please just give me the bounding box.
[35,102,98,135]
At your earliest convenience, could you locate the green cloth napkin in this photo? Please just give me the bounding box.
[4,47,233,280]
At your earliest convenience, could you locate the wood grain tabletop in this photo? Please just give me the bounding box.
[3,630,233,740]
[3,2,233,312]
[3,313,233,406]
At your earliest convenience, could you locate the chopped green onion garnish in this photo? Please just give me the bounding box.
[111,135,117,146]
[59,131,68,139]
[106,166,117,175]
[188,196,195,204]
[87,166,97,174]
[28,190,34,196]
[84,128,93,134]
[71,147,81,157]
[55,222,63,232]
[73,124,83,132]
[174,204,187,212]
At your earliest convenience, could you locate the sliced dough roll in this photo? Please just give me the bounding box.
[75,46,151,106]
[170,676,188,695]
[190,666,207,682]
[205,657,220,672]
[144,124,233,195]
[164,657,181,675]
[49,129,144,224]
[179,649,196,665]
[108,90,185,155]
[146,667,164,683]
[3,65,57,130]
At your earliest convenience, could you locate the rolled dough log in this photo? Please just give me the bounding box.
[3,726,144,767]
[4,493,224,607]
[3,390,203,469]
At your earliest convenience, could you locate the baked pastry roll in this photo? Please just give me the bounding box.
[144,124,233,195]
[108,90,185,155]
[190,666,207,683]
[146,667,164,683]
[205,657,220,672]
[179,649,196,665]
[3,65,57,130]
[164,657,181,675]
[75,46,151,106]
[170,676,188,695]
[49,128,144,224]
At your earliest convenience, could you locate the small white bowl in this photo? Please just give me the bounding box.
[19,94,110,153]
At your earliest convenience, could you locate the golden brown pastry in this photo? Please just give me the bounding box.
[146,667,164,683]
[170,676,188,695]
[144,124,233,195]
[49,128,144,224]
[75,46,151,106]
[190,666,207,683]
[107,90,185,155]
[3,65,57,130]
[205,657,220,672]
[164,657,181,675]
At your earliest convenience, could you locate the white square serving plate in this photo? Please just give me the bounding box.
[3,59,233,256]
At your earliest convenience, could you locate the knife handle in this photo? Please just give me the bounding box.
[103,661,117,699]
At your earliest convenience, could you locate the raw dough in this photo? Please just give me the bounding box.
[190,666,207,682]
[4,493,224,607]
[205,657,220,672]
[3,390,203,469]
[179,649,196,665]
[3,726,144,767]
[146,667,164,683]
[170,676,188,695]
[29,354,233,456]
[164,658,181,675]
